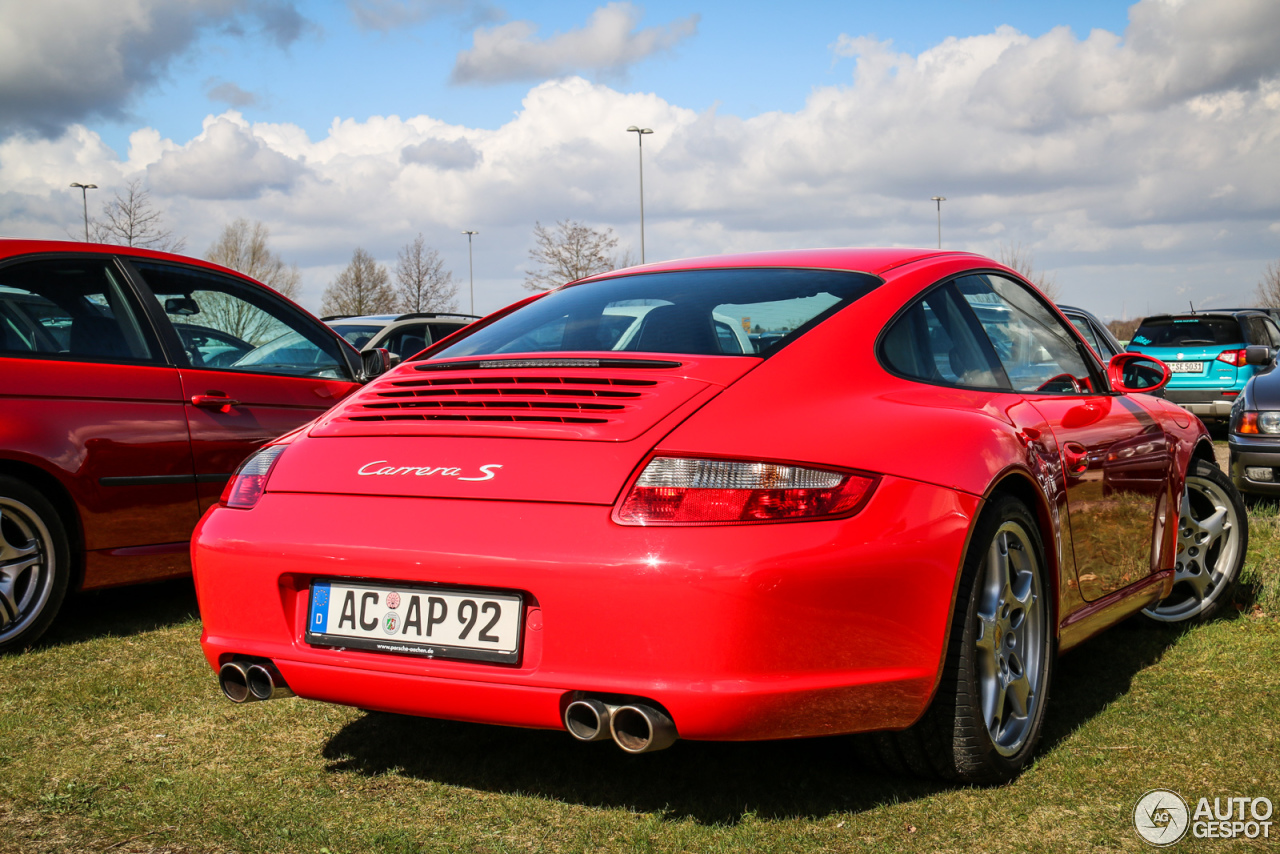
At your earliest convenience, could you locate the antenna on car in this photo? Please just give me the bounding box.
[1188,300,1196,314]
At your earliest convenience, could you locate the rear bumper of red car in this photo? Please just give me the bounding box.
[194,476,978,741]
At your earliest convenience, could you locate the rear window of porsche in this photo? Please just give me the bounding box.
[1131,316,1243,347]
[427,268,882,359]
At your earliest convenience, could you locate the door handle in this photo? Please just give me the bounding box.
[1062,442,1089,476]
[191,393,241,410]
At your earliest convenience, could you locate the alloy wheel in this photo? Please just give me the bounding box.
[974,520,1046,757]
[0,497,57,645]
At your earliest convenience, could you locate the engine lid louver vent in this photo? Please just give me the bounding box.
[344,375,656,424]
[308,356,759,442]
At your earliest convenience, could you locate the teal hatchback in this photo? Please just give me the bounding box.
[1127,310,1280,419]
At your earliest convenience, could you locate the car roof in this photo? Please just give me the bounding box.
[1140,310,1263,320]
[574,247,985,283]
[0,238,252,280]
[325,312,479,324]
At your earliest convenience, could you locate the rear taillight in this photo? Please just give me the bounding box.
[615,457,877,525]
[1216,349,1248,367]
[220,445,288,509]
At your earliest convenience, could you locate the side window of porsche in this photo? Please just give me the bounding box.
[880,283,1008,389]
[959,275,1093,394]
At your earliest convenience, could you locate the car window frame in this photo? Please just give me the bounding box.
[119,257,361,381]
[876,278,1014,392]
[965,273,1111,396]
[0,252,172,367]
[876,271,1113,396]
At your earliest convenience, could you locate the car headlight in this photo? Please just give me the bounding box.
[615,456,877,525]
[1235,411,1280,435]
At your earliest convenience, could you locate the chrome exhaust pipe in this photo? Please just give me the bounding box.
[564,699,617,742]
[609,703,678,753]
[246,662,294,701]
[218,661,256,703]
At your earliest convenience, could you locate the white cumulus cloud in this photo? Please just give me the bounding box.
[451,2,699,84]
[0,0,310,137]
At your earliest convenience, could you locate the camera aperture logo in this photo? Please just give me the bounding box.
[1134,790,1190,846]
[1135,790,1274,845]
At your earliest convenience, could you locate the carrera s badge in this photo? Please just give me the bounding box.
[356,461,502,481]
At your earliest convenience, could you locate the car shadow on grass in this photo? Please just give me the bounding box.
[319,621,1185,824]
[29,578,200,651]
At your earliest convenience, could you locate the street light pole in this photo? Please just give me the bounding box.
[461,230,478,314]
[627,126,653,263]
[70,182,97,242]
[931,196,947,249]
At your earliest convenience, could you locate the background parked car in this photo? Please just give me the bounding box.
[1126,309,1280,419]
[1058,304,1124,360]
[0,240,385,652]
[325,312,479,363]
[1228,342,1280,497]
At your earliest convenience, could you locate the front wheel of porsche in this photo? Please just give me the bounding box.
[862,495,1053,784]
[0,476,71,653]
[1142,459,1247,625]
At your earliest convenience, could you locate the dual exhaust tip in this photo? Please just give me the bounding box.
[218,663,675,754]
[564,698,678,753]
[218,660,294,703]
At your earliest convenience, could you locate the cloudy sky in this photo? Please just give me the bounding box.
[2,0,1279,319]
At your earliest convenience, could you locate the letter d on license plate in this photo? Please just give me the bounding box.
[306,580,523,664]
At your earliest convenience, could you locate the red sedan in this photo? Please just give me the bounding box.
[0,240,382,653]
[194,248,1246,783]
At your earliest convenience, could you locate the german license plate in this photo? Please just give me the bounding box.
[1167,361,1204,373]
[306,580,523,664]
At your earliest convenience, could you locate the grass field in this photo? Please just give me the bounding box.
[2,498,1277,852]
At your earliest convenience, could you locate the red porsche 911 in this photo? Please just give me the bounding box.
[194,248,1247,784]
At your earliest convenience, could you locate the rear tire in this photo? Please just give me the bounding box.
[1142,459,1246,624]
[0,475,71,653]
[863,496,1053,784]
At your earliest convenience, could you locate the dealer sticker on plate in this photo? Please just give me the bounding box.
[306,580,523,663]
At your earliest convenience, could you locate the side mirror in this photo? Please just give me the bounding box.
[1245,345,1273,366]
[1108,352,1170,394]
[359,348,392,383]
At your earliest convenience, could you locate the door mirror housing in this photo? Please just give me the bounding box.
[359,348,392,383]
[1108,353,1170,394]
[1245,345,1273,367]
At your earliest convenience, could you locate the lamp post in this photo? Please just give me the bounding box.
[461,230,478,314]
[70,182,97,242]
[931,196,946,249]
[626,126,653,263]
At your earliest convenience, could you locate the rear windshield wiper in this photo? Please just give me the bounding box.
[1174,339,1215,345]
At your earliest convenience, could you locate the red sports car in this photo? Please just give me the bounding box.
[194,248,1247,783]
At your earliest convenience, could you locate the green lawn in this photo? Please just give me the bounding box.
[2,503,1277,853]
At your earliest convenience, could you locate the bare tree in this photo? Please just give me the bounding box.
[321,248,395,317]
[90,179,186,252]
[205,218,301,300]
[1255,261,1280,308]
[394,234,459,313]
[189,219,304,345]
[997,241,1061,302]
[1108,317,1142,344]
[523,220,624,291]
